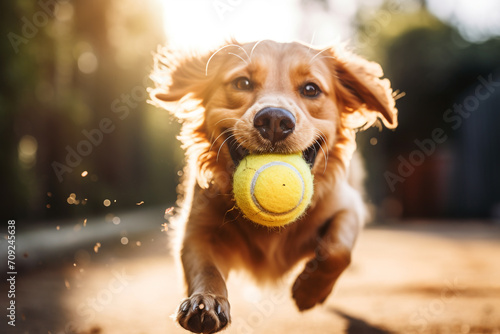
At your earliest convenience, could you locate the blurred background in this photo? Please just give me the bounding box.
[2,0,500,223]
[1,0,500,333]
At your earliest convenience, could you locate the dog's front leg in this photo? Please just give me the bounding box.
[292,209,362,311]
[176,237,230,334]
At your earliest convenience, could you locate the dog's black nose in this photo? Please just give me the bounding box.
[254,107,295,144]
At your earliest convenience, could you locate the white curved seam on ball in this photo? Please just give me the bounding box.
[249,161,305,216]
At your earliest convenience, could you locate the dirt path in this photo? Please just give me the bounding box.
[2,221,500,334]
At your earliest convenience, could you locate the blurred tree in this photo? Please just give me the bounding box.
[1,0,183,223]
[354,1,500,219]
[1,0,48,219]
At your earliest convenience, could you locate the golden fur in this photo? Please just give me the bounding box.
[150,40,397,333]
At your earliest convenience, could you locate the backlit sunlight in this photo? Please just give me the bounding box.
[162,0,302,52]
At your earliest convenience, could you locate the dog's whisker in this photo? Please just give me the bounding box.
[228,134,241,149]
[237,137,250,147]
[313,130,329,173]
[316,129,330,159]
[210,117,239,146]
[217,134,235,162]
[209,117,240,142]
[315,138,328,174]
[305,31,317,56]
[321,148,329,173]
[249,40,265,60]
[237,45,252,64]
[210,128,234,153]
[206,44,248,76]
[228,52,248,66]
[235,138,250,152]
[209,125,228,146]
[213,118,241,127]
[308,47,332,65]
[315,129,327,145]
[211,127,233,144]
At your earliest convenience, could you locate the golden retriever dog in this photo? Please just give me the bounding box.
[150,40,398,333]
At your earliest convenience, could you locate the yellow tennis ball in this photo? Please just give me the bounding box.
[233,153,314,227]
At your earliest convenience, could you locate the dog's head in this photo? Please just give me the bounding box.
[151,40,397,193]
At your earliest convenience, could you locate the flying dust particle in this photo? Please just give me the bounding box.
[103,199,111,207]
[56,225,60,230]
[94,242,101,253]
[112,217,120,225]
[136,201,144,206]
[81,171,88,177]
[120,237,129,245]
[64,279,70,289]
[136,241,141,247]
[67,193,76,205]
[83,218,87,227]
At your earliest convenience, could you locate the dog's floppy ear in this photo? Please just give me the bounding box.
[149,44,233,189]
[331,48,398,130]
[149,47,222,118]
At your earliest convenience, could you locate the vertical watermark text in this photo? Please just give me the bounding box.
[6,220,17,327]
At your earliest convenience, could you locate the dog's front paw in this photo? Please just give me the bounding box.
[177,293,230,334]
[292,271,336,311]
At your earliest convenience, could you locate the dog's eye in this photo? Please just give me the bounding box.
[302,83,321,98]
[232,77,253,91]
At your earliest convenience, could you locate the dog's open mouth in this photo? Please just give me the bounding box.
[226,133,322,169]
[302,141,322,167]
